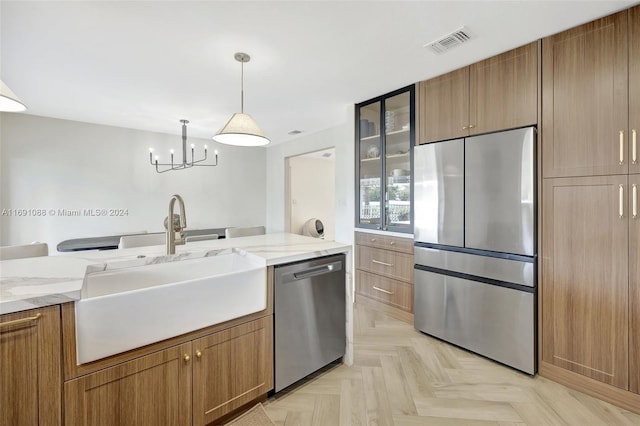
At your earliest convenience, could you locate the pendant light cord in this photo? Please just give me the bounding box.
[240,59,244,113]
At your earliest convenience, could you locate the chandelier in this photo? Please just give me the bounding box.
[149,119,218,173]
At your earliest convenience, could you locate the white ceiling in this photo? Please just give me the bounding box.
[1,1,635,145]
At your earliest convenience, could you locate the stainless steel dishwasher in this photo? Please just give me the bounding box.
[274,253,346,392]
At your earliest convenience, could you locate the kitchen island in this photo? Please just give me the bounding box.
[0,233,352,426]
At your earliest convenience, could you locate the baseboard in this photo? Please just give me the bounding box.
[540,361,640,414]
[355,294,414,324]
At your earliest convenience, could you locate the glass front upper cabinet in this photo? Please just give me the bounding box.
[356,85,414,233]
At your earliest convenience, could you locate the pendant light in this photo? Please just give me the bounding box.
[0,80,27,112]
[212,52,269,146]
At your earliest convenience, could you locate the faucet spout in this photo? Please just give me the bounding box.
[166,194,187,255]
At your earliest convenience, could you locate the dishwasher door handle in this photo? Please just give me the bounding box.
[292,261,343,280]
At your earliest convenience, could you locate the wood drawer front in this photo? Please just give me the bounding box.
[355,232,413,254]
[356,246,413,283]
[356,270,413,312]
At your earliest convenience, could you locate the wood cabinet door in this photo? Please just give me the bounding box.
[192,316,273,426]
[630,174,640,394]
[630,6,640,175]
[542,11,628,178]
[542,175,629,389]
[64,342,192,426]
[469,41,538,135]
[0,305,61,426]
[418,67,469,144]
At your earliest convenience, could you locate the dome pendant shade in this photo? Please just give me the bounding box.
[212,113,269,146]
[0,80,27,112]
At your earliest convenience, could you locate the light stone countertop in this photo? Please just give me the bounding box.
[0,233,353,315]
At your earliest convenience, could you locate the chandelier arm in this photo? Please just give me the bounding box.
[191,161,218,166]
[155,163,185,173]
[156,162,213,173]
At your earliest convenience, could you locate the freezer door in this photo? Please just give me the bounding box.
[414,139,464,246]
[414,268,536,374]
[464,127,535,256]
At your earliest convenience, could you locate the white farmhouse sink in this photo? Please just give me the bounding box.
[75,250,267,364]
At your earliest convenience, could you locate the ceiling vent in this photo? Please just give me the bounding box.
[425,26,475,54]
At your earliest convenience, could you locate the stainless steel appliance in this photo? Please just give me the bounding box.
[413,127,536,374]
[274,254,346,392]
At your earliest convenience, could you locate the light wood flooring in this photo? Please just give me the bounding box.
[263,303,640,426]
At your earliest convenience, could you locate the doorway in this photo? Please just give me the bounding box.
[285,148,336,240]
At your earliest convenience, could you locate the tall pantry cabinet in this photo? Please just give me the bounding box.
[541,6,640,408]
[629,5,640,396]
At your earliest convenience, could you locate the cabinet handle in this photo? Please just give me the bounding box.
[633,129,637,165]
[633,184,638,220]
[372,259,393,267]
[183,354,190,362]
[195,350,202,358]
[389,241,395,245]
[619,184,624,219]
[370,238,376,242]
[619,130,625,165]
[462,124,476,130]
[373,286,394,295]
[0,313,41,329]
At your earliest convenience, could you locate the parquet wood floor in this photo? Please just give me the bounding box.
[263,303,640,425]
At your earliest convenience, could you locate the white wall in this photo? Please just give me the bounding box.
[266,106,354,244]
[0,113,267,252]
[289,155,335,239]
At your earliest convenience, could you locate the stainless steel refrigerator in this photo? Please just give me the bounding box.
[413,126,536,374]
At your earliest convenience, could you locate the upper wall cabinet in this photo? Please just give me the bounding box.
[418,42,538,144]
[419,67,469,143]
[356,85,415,233]
[542,11,629,178]
[631,6,640,176]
